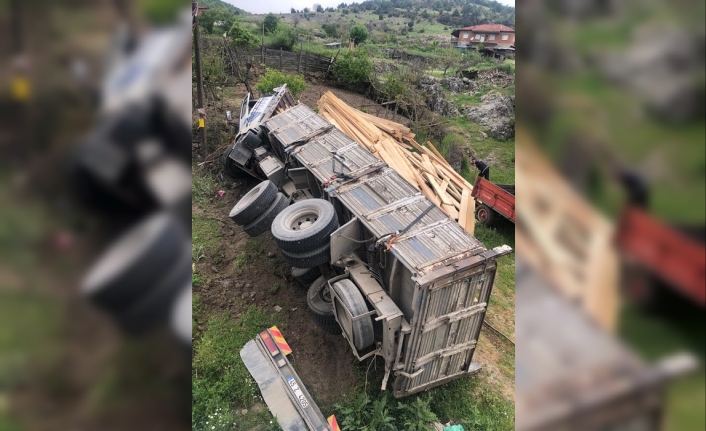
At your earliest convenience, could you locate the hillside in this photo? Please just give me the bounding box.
[198,0,246,16]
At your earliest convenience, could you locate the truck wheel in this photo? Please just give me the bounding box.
[292,266,322,287]
[475,204,495,226]
[171,284,192,351]
[221,145,245,178]
[307,276,342,335]
[280,243,331,269]
[81,212,185,313]
[115,243,191,335]
[271,199,339,253]
[229,180,277,225]
[243,193,289,237]
[331,279,374,351]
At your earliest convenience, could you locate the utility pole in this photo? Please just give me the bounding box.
[193,1,207,157]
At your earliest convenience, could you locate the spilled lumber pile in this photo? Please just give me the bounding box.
[317,91,476,234]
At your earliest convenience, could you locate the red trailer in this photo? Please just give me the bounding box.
[471,176,515,225]
[615,207,706,308]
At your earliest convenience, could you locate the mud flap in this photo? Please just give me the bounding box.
[240,328,333,431]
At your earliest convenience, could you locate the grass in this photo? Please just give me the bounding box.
[192,307,284,431]
[192,216,222,263]
[192,167,219,209]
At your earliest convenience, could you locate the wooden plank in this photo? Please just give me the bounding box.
[426,141,449,165]
[464,192,475,235]
[427,174,459,219]
[458,189,470,229]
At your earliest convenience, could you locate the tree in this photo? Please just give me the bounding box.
[303,7,310,13]
[291,7,296,13]
[349,24,368,45]
[438,48,462,76]
[199,7,237,34]
[379,13,384,20]
[263,13,279,34]
[451,9,460,17]
[317,5,324,12]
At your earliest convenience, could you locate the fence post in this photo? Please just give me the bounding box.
[298,43,302,73]
[280,47,283,69]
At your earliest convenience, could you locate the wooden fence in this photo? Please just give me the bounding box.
[248,48,336,76]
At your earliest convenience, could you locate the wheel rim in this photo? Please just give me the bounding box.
[478,207,489,221]
[235,183,264,210]
[320,285,332,303]
[284,208,319,231]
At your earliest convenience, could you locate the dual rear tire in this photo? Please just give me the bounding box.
[228,180,289,237]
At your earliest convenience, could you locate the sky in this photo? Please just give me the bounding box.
[224,0,514,15]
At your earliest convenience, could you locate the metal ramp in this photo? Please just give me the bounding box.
[240,327,340,431]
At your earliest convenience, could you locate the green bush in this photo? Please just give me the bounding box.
[332,48,372,85]
[268,24,297,51]
[255,69,307,98]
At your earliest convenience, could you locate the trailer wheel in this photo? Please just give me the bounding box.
[81,212,185,313]
[331,279,374,351]
[307,276,342,335]
[243,193,289,237]
[292,266,322,287]
[280,243,331,269]
[271,199,339,253]
[475,204,495,226]
[229,180,278,225]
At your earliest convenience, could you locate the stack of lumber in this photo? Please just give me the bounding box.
[515,127,619,332]
[317,91,476,235]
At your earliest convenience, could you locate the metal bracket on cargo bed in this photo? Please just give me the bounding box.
[240,327,338,431]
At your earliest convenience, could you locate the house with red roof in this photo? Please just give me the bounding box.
[451,24,515,55]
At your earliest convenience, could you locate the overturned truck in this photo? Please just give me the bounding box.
[223,86,511,397]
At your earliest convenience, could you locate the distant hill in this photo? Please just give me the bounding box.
[198,0,246,16]
[300,0,514,28]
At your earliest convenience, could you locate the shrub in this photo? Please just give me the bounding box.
[255,70,307,97]
[268,24,296,50]
[332,48,372,85]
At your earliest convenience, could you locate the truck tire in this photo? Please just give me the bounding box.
[243,193,289,237]
[280,243,331,269]
[171,284,192,351]
[115,243,191,335]
[331,279,374,351]
[307,276,342,335]
[475,203,495,226]
[271,199,339,253]
[292,266,322,287]
[221,145,245,178]
[229,180,277,225]
[81,212,185,313]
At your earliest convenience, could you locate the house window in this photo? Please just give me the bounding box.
[463,33,469,39]
[489,34,496,40]
[476,34,481,40]
[502,34,509,40]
